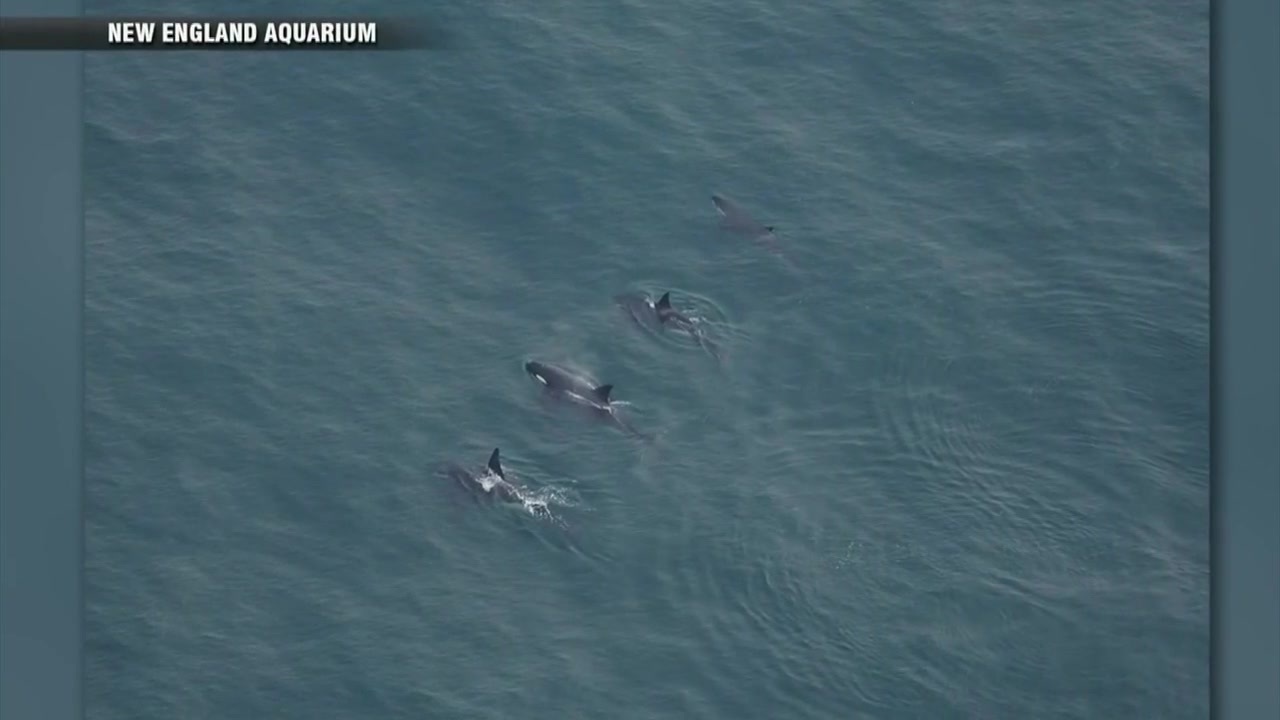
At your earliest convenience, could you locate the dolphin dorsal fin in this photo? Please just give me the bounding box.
[593,384,614,403]
[487,448,504,478]
[656,292,672,311]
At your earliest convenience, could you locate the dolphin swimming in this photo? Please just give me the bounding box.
[441,447,522,504]
[712,193,776,240]
[525,361,615,410]
[615,291,724,361]
[524,360,653,441]
[712,192,804,278]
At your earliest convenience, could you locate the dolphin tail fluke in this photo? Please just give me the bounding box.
[656,292,672,310]
[487,448,504,478]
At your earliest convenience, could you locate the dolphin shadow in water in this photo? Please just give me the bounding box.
[524,360,656,443]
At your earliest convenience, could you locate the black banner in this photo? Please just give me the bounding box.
[0,17,449,51]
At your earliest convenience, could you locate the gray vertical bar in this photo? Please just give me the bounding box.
[0,0,83,718]
[1215,0,1280,718]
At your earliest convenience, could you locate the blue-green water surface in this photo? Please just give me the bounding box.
[85,1,1209,717]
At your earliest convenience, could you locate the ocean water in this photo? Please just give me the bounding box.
[84,1,1210,718]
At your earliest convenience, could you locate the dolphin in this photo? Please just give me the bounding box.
[441,448,522,504]
[616,291,724,361]
[712,192,803,276]
[712,193,776,239]
[525,361,615,410]
[615,292,665,333]
[654,291,697,330]
[524,360,653,441]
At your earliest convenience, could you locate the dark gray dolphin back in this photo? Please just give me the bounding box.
[615,292,664,333]
[711,193,739,213]
[527,361,613,405]
[487,447,504,478]
[526,360,656,442]
[712,193,775,237]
